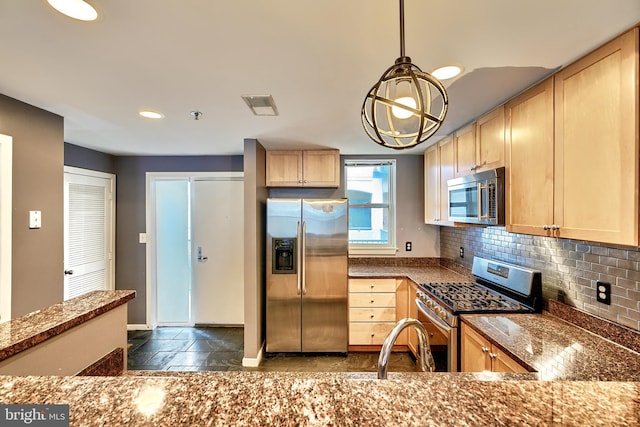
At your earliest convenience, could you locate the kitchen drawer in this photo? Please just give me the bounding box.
[349,307,396,322]
[348,278,396,293]
[349,292,396,308]
[349,323,394,345]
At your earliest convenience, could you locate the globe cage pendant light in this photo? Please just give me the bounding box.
[361,0,448,150]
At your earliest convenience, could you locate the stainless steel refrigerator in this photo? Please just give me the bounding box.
[266,198,348,353]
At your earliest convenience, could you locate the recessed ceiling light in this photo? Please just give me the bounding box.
[47,0,98,21]
[432,65,464,80]
[139,111,164,119]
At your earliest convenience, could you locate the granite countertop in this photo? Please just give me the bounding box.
[351,263,640,382]
[0,371,637,426]
[349,264,472,285]
[0,290,135,362]
[461,312,640,382]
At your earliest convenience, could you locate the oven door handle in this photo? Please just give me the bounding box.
[416,298,453,334]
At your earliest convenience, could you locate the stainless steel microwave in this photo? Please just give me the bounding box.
[447,167,505,225]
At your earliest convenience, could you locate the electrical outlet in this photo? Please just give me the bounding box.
[596,281,611,305]
[405,242,412,252]
[459,247,464,258]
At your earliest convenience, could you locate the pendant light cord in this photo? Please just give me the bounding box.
[399,0,405,57]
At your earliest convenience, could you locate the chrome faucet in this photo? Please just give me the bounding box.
[377,318,435,379]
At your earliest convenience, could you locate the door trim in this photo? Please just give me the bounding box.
[145,172,244,329]
[0,134,12,323]
[63,166,116,297]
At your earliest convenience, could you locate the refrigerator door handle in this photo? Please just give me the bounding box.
[301,220,307,295]
[296,221,302,295]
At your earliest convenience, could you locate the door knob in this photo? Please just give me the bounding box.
[64,270,74,275]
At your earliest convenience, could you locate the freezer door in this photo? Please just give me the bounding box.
[301,199,348,352]
[266,199,302,352]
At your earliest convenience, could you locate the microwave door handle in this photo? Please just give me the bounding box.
[478,183,489,219]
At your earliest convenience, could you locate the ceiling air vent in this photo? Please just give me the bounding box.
[242,95,278,116]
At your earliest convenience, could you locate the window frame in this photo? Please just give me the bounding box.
[344,159,397,255]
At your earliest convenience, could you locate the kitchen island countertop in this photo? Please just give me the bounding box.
[0,371,637,426]
[0,290,135,362]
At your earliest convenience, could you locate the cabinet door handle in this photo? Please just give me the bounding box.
[481,346,489,353]
[489,352,497,359]
[551,224,560,231]
[542,225,550,231]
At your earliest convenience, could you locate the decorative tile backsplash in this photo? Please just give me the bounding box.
[440,226,640,332]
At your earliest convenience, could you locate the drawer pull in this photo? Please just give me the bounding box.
[370,299,375,303]
[371,333,375,337]
[370,314,375,319]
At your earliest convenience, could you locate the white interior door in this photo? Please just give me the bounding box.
[191,178,244,325]
[0,134,12,322]
[64,167,115,300]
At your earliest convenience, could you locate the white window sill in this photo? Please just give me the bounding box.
[348,247,398,256]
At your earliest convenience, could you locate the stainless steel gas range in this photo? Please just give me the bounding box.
[416,256,542,372]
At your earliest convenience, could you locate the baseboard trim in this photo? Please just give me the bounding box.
[127,324,153,331]
[242,343,264,367]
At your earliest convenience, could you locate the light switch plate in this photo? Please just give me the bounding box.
[29,210,41,229]
[139,233,147,244]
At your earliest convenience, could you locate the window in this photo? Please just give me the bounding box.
[345,160,396,254]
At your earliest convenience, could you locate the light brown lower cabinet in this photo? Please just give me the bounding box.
[460,322,528,373]
[348,278,407,348]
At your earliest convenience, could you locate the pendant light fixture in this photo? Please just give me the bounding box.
[361,0,448,150]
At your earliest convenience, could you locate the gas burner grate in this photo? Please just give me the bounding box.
[421,281,523,313]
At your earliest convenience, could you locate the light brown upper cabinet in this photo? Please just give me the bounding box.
[453,123,477,177]
[266,149,340,187]
[476,106,506,171]
[453,107,505,177]
[505,78,555,236]
[424,136,454,225]
[553,28,638,245]
[507,28,639,246]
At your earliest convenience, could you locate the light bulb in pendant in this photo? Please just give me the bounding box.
[392,97,416,119]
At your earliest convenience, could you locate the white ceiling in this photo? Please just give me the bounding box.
[1,0,638,156]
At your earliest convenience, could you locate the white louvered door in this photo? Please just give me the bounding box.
[63,168,115,300]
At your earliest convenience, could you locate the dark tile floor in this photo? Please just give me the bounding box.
[127,326,419,373]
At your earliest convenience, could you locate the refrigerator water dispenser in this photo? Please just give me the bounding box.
[272,238,296,274]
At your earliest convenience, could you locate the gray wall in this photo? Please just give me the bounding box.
[441,226,640,332]
[64,142,116,174]
[115,155,243,324]
[0,93,64,317]
[243,139,267,360]
[270,154,440,258]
